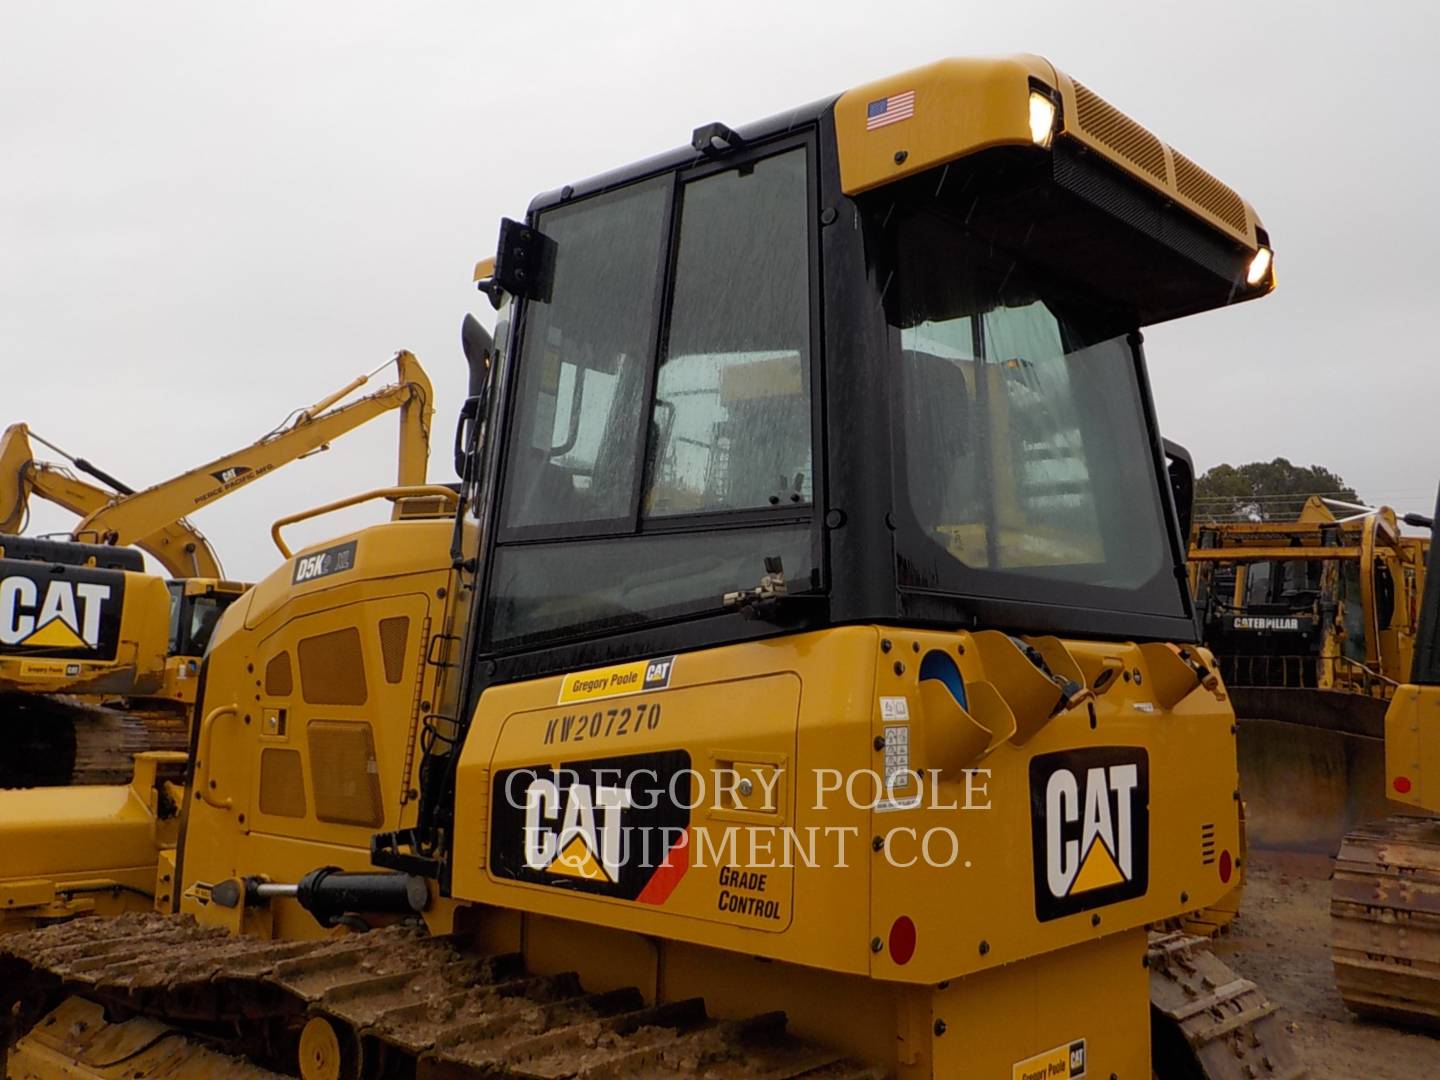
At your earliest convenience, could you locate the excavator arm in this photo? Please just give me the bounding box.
[1,427,226,579]
[0,427,110,532]
[2,352,433,578]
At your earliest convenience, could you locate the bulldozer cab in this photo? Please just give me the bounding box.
[1192,509,1426,694]
[390,62,1281,914]
[1192,504,1432,852]
[463,113,1270,667]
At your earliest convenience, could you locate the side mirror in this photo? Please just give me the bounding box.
[461,314,493,398]
[455,315,494,478]
[1162,438,1195,544]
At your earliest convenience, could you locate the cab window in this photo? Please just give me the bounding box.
[487,143,817,647]
[500,176,669,533]
[645,150,812,516]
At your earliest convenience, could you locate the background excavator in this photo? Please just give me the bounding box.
[1188,498,1431,852]
[0,352,434,786]
[0,56,1303,1079]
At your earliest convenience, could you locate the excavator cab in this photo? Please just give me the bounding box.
[159,577,248,703]
[164,579,247,658]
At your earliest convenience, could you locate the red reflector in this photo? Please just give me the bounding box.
[888,916,916,965]
[1218,849,1233,884]
[1394,776,1414,794]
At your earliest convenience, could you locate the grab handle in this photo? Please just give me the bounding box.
[194,704,237,810]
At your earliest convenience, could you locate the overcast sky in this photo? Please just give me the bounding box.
[4,2,1436,580]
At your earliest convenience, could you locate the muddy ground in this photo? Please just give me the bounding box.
[1212,850,1439,1078]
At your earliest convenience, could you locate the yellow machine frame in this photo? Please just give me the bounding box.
[0,55,1293,1080]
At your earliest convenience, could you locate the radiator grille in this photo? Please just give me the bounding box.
[264,651,293,697]
[378,616,410,685]
[1071,80,1167,182]
[1172,150,1249,234]
[308,719,383,826]
[259,748,306,818]
[297,627,367,706]
[1201,822,1217,866]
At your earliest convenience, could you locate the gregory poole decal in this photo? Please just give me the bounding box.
[1012,1038,1086,1080]
[0,562,122,659]
[557,655,675,705]
[1030,747,1149,922]
[490,749,691,904]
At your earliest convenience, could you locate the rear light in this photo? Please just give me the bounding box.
[888,916,916,965]
[1394,776,1414,795]
[1218,849,1233,884]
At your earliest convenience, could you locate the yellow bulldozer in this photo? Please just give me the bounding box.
[1331,488,1440,1029]
[0,352,434,786]
[0,56,1302,1079]
[1188,498,1431,851]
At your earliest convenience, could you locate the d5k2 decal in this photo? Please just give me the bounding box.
[292,540,358,585]
[490,750,691,905]
[1030,747,1149,921]
[0,560,123,659]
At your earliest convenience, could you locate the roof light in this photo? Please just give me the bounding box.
[1028,91,1057,148]
[1246,246,1273,286]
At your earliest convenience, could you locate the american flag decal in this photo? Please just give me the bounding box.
[865,90,915,130]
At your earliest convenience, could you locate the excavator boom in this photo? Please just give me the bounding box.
[2,351,433,578]
[0,351,435,788]
[72,350,433,568]
[1,426,226,580]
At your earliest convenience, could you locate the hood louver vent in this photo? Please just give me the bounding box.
[1071,80,1167,182]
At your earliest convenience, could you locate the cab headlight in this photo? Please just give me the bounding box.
[1246,246,1273,286]
[1029,91,1058,148]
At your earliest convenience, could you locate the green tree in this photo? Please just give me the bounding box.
[1194,459,1360,523]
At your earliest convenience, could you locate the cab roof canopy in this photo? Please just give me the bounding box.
[528,55,1272,328]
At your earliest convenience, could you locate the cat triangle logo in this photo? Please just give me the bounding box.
[1069,834,1126,894]
[547,835,612,883]
[1031,747,1150,921]
[20,618,88,650]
